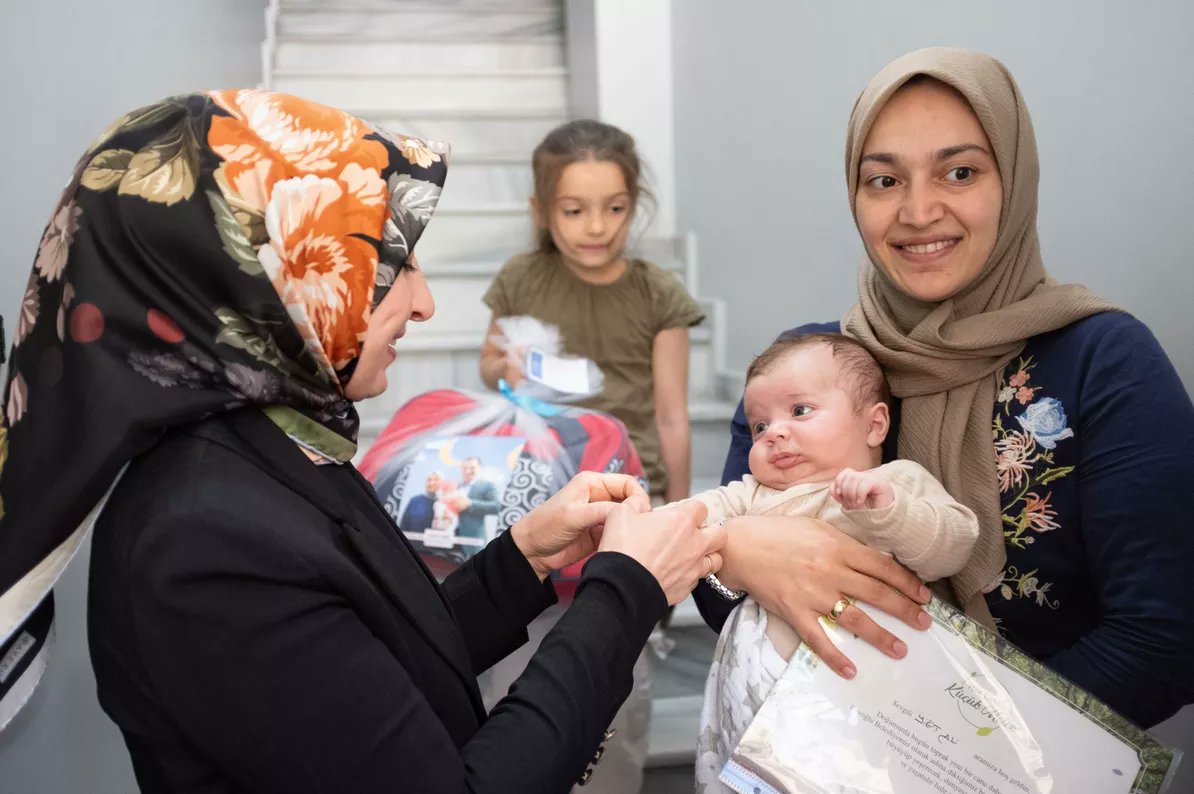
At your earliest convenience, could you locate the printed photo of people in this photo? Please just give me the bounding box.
[396,436,527,565]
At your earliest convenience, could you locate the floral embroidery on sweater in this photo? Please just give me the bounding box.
[992,356,1075,609]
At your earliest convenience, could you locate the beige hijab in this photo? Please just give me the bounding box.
[841,48,1116,627]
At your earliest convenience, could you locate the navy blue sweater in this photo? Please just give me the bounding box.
[695,312,1194,728]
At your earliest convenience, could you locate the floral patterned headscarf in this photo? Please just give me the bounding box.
[0,91,448,708]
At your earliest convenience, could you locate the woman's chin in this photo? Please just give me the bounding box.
[364,374,390,400]
[877,252,988,304]
[888,271,970,304]
[344,371,389,402]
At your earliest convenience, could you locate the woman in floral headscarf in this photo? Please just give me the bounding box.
[0,90,723,793]
[695,47,1194,737]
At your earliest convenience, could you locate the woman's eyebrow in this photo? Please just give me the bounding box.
[935,143,991,160]
[860,143,991,166]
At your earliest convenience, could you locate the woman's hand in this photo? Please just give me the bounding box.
[599,501,726,605]
[509,472,648,579]
[718,516,932,679]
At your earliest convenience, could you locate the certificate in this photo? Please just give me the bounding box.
[721,598,1179,794]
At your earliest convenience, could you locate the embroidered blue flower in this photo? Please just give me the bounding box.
[1015,397,1074,450]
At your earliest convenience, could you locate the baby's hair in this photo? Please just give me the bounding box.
[746,333,891,412]
[530,119,654,253]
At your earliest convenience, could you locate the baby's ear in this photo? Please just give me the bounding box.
[866,401,891,448]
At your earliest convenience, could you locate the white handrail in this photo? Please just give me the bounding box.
[260,0,281,89]
[683,230,742,400]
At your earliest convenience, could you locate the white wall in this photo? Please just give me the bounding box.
[0,2,266,790]
[567,0,676,237]
[671,0,1193,786]
[672,0,1194,393]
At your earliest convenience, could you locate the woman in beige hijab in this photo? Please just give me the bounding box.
[696,47,1194,729]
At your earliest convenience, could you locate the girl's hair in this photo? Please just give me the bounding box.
[530,119,654,253]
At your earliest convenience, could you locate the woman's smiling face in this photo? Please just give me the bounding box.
[855,78,1003,303]
[343,254,435,402]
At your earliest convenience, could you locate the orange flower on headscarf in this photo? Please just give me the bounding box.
[208,89,388,216]
[259,175,378,377]
[207,90,391,382]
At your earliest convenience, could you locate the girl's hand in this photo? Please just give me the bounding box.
[717,516,931,679]
[504,345,527,387]
[832,468,895,510]
[509,472,648,579]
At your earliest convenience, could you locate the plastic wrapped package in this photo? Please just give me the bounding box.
[718,598,1182,794]
[360,388,644,585]
[359,318,643,595]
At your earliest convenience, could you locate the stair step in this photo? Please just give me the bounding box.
[646,695,703,768]
[436,158,531,210]
[274,37,564,73]
[688,400,737,422]
[426,253,684,280]
[358,107,567,119]
[358,109,565,159]
[281,0,562,9]
[278,7,562,39]
[416,204,533,261]
[449,153,531,164]
[394,323,713,350]
[271,70,567,113]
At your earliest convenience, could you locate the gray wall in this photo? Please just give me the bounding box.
[672,0,1193,786]
[0,2,265,790]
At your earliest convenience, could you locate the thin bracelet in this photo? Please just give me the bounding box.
[704,518,745,600]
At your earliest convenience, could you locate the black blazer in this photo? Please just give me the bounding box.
[87,409,665,793]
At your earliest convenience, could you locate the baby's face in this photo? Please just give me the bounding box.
[744,345,880,489]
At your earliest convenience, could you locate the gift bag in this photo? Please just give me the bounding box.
[359,389,645,595]
[360,316,645,597]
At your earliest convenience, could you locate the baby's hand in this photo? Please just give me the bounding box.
[832,468,895,511]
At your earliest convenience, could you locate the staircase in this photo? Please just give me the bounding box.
[263,0,741,485]
[261,0,735,780]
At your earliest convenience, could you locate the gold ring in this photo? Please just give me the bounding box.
[828,597,855,623]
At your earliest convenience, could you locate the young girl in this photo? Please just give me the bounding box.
[480,119,704,505]
[478,120,704,793]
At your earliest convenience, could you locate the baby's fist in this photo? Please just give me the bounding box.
[832,468,895,511]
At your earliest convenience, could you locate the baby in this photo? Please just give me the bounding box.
[688,333,980,791]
